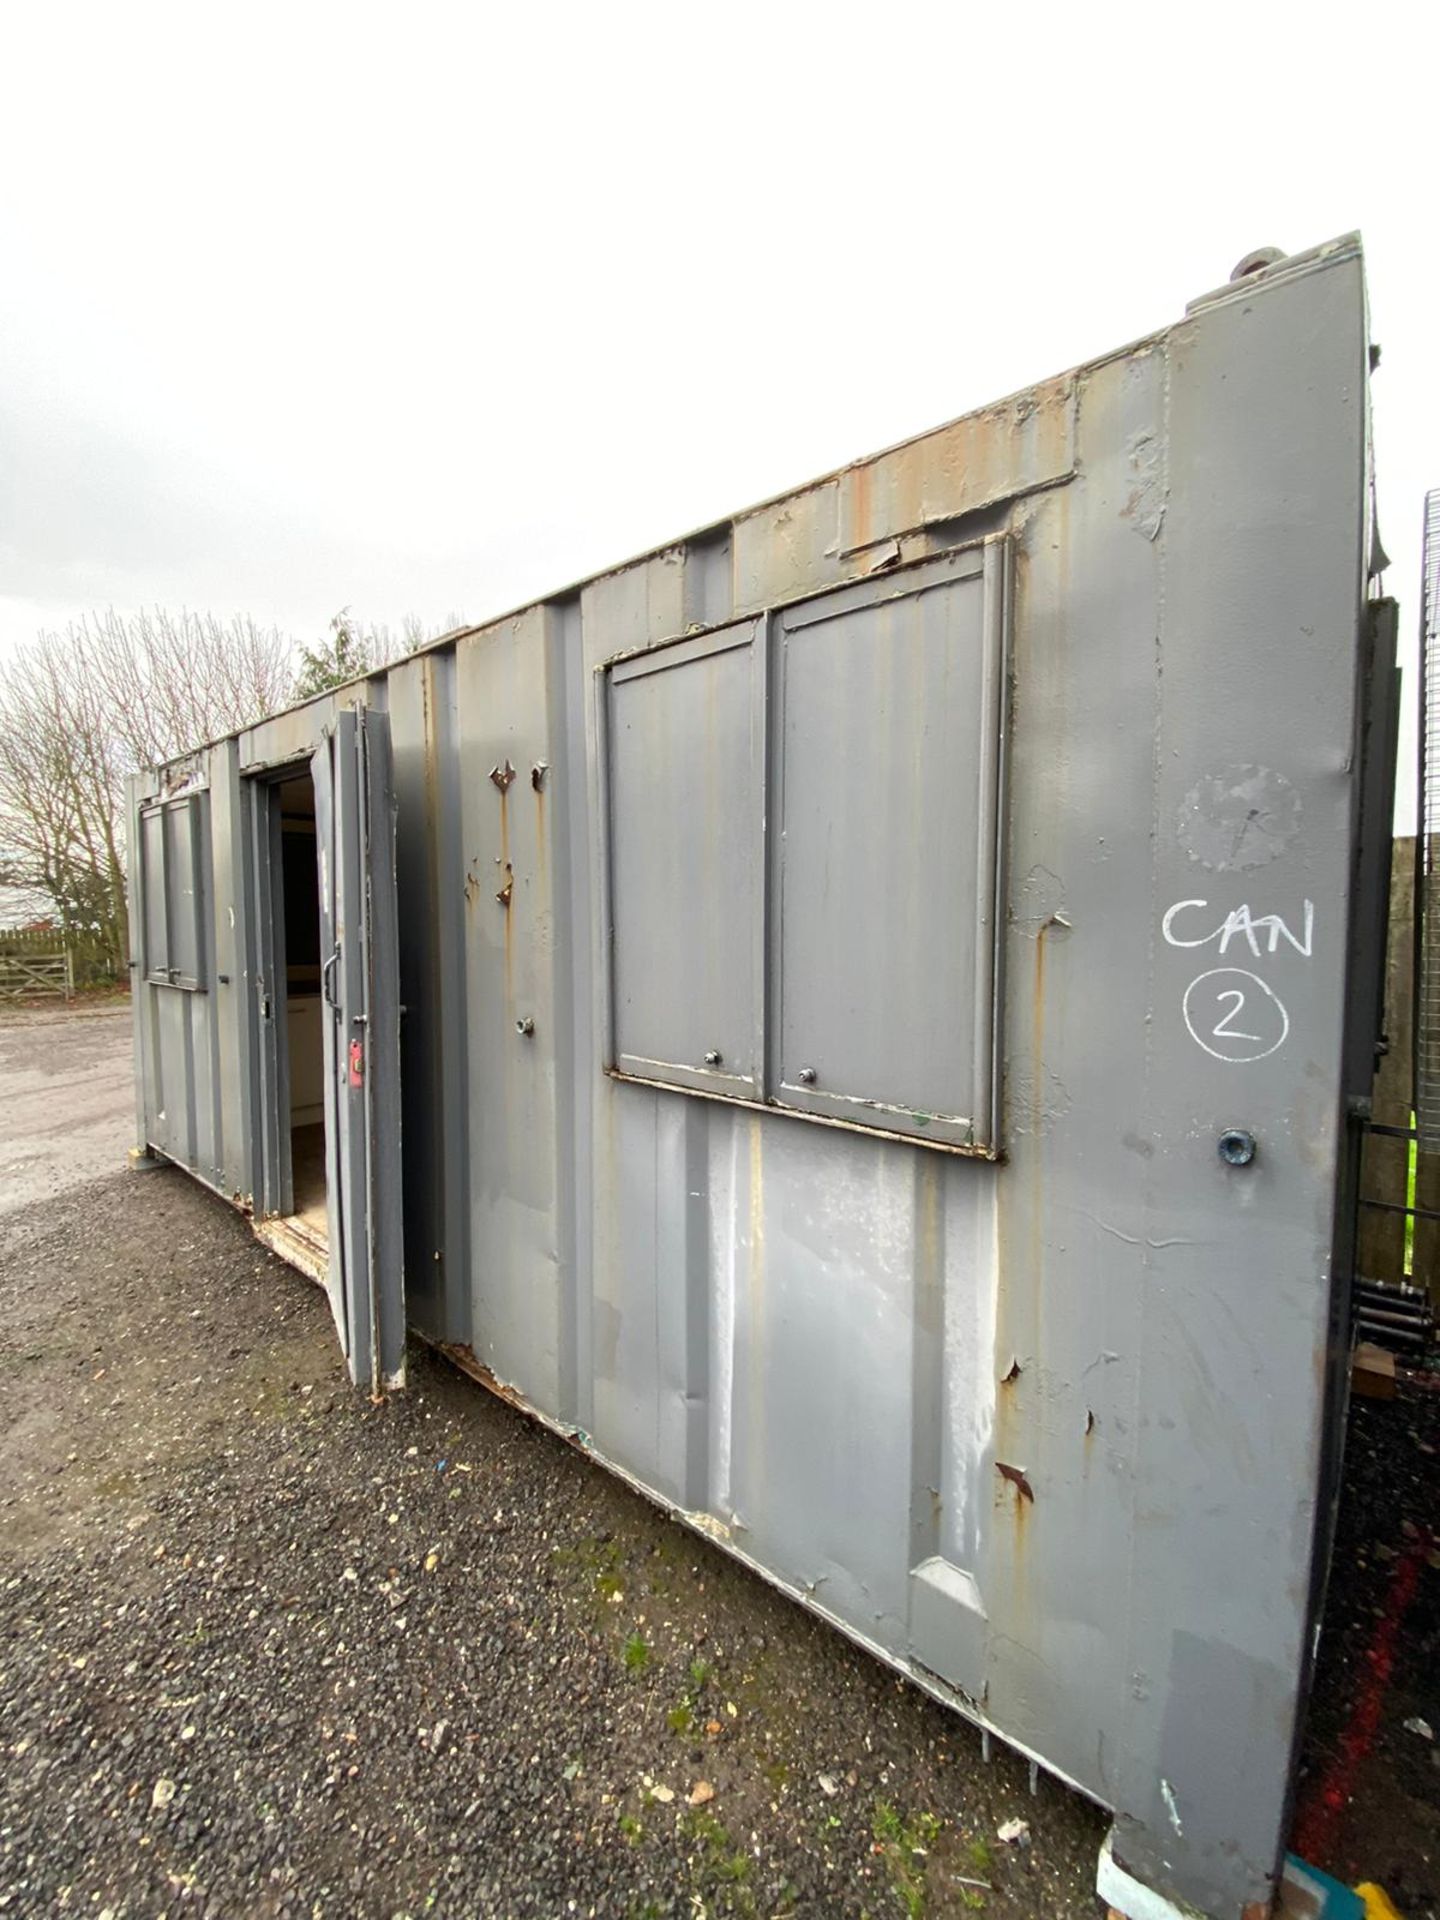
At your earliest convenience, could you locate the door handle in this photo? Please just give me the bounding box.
[322,943,341,1009]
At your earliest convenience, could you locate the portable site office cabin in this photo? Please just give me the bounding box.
[129,233,1395,1920]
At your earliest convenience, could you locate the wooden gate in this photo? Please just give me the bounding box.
[0,932,74,1001]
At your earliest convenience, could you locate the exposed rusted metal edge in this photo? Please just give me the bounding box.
[238,746,319,778]
[427,1336,1096,1812]
[598,539,991,673]
[145,362,1130,772]
[834,465,1077,562]
[602,1068,1001,1161]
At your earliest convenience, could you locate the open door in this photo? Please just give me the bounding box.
[314,708,406,1391]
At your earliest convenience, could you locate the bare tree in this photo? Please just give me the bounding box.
[0,609,293,972]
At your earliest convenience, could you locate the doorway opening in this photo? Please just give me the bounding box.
[247,707,406,1389]
[256,765,330,1282]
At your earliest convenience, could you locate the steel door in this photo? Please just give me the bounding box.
[314,709,406,1391]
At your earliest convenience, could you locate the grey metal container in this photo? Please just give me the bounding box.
[128,232,1396,1920]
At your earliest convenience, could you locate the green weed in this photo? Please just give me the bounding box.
[872,1800,941,1920]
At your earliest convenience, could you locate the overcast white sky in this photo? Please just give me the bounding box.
[1,2,1435,813]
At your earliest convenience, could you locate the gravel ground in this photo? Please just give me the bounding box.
[4,1001,1434,1919]
[1294,1382,1440,1915]
[0,1159,1108,1919]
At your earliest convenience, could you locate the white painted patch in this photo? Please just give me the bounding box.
[708,1119,739,1518]
[1096,1832,1208,1920]
[942,1179,1000,1560]
[1160,1778,1184,1837]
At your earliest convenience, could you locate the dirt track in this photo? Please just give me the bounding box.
[0,997,133,1217]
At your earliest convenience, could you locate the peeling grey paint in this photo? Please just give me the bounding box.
[1177,765,1302,872]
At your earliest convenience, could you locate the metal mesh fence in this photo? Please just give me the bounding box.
[1417,490,1440,1148]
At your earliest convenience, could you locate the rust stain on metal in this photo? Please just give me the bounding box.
[488,758,516,793]
[837,374,1076,557]
[534,773,548,890]
[496,778,514,996]
[440,1344,590,1455]
[440,1342,531,1414]
[850,459,873,552]
[996,1461,1035,1503]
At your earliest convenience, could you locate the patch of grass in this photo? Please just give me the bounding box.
[959,1892,987,1912]
[623,1630,650,1672]
[681,1807,757,1917]
[553,1532,623,1581]
[618,1810,644,1846]
[873,1800,941,1920]
[663,1650,716,1738]
[965,1837,992,1873]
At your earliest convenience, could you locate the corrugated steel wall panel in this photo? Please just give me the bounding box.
[128,235,1380,1920]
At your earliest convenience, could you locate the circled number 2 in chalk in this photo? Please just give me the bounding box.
[1181,967,1290,1063]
